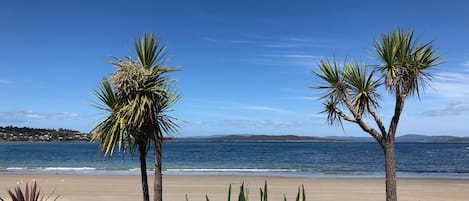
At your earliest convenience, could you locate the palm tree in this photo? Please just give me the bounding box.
[313,29,441,201]
[92,33,180,201]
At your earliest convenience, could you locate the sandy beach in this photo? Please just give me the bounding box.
[0,175,468,201]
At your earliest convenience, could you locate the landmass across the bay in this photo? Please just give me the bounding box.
[173,134,469,143]
[1,126,469,143]
[0,126,89,142]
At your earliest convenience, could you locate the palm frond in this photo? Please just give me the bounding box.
[91,79,130,157]
[313,58,346,102]
[135,33,167,69]
[343,63,381,115]
[374,29,441,97]
[320,98,343,127]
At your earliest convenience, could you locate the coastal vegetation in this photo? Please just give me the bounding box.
[188,181,306,201]
[91,33,180,201]
[0,126,89,142]
[313,29,441,201]
[0,182,60,201]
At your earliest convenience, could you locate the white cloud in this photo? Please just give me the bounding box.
[263,43,323,48]
[54,112,79,118]
[421,102,469,116]
[288,96,316,101]
[430,70,469,99]
[0,112,25,123]
[221,119,307,129]
[203,37,257,44]
[463,61,469,67]
[23,111,49,120]
[284,37,317,43]
[263,36,330,48]
[240,105,290,113]
[0,110,81,121]
[203,35,331,49]
[242,53,320,67]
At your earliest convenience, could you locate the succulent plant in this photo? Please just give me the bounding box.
[188,181,305,201]
[0,182,60,201]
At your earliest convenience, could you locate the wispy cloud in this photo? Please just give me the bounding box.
[23,111,49,120]
[288,96,317,101]
[23,110,79,120]
[463,61,469,67]
[0,112,25,123]
[203,37,258,44]
[263,43,324,48]
[263,36,330,48]
[203,35,332,49]
[240,105,290,113]
[221,119,307,129]
[54,112,79,119]
[430,70,469,99]
[242,53,321,67]
[421,102,469,116]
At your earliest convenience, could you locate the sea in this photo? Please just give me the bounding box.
[1,142,469,178]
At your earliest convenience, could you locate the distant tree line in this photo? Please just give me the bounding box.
[0,126,90,142]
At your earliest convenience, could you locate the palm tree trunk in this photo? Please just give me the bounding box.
[139,143,150,201]
[153,138,163,201]
[384,141,397,201]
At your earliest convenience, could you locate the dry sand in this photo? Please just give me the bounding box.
[0,174,468,201]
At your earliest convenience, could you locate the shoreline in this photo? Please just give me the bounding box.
[2,168,469,179]
[1,174,468,201]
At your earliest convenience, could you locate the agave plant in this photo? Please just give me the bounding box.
[188,181,305,201]
[0,182,60,201]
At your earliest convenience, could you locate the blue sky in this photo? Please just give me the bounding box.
[1,1,469,137]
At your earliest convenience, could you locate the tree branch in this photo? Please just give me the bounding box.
[368,106,387,136]
[388,93,406,140]
[340,88,383,142]
[334,108,357,123]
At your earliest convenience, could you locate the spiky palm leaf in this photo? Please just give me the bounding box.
[313,58,345,102]
[374,29,440,97]
[1,182,60,201]
[320,98,343,127]
[91,78,130,156]
[91,33,180,201]
[135,33,168,70]
[343,63,380,115]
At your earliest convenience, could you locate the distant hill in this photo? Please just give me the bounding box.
[396,134,469,143]
[326,136,375,142]
[174,134,347,142]
[176,134,469,143]
[328,134,469,143]
[0,126,89,142]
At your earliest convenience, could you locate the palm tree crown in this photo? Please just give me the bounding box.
[91,33,180,201]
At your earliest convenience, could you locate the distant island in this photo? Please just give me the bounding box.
[329,134,469,143]
[0,126,90,142]
[174,134,469,143]
[2,126,468,143]
[174,134,346,142]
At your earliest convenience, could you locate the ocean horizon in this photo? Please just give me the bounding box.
[1,141,468,178]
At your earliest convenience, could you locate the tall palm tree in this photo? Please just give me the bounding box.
[92,33,180,201]
[313,29,441,201]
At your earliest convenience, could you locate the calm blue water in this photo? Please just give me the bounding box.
[1,142,469,178]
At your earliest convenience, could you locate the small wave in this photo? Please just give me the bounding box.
[43,167,97,171]
[6,167,27,170]
[165,168,297,172]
